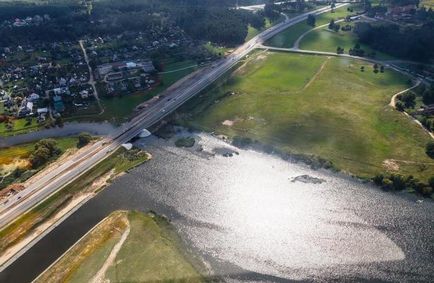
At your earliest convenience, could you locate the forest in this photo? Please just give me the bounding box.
[0,0,269,46]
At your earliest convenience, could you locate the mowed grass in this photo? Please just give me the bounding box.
[36,211,204,283]
[266,6,354,48]
[299,26,394,60]
[180,52,434,181]
[0,117,39,137]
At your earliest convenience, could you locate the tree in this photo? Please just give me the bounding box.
[399,92,416,108]
[426,142,434,159]
[77,132,92,148]
[429,176,434,189]
[395,101,405,111]
[30,139,61,168]
[328,19,335,29]
[307,14,316,26]
[331,1,336,12]
[336,46,344,54]
[422,87,434,104]
[390,174,406,191]
[373,63,379,73]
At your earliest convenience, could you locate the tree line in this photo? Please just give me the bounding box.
[354,22,434,62]
[0,0,269,46]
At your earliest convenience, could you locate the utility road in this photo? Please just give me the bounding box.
[0,4,347,230]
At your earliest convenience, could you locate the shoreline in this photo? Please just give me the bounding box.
[0,121,115,148]
[162,124,433,200]
[0,151,151,272]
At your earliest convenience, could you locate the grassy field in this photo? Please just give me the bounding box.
[0,137,79,189]
[299,25,394,60]
[0,137,77,168]
[204,42,229,56]
[0,117,40,137]
[178,51,434,181]
[36,210,204,283]
[0,147,149,257]
[266,6,355,48]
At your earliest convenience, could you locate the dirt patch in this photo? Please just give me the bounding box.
[382,159,400,172]
[255,52,269,61]
[0,183,25,200]
[222,120,235,127]
[0,159,30,176]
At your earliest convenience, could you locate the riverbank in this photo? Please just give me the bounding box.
[34,210,207,283]
[0,147,150,271]
[174,51,434,187]
[1,133,433,282]
[0,122,115,148]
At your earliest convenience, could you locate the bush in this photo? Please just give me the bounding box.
[232,136,253,147]
[175,137,195,148]
[29,139,60,168]
[426,142,434,159]
[395,101,405,112]
[429,176,434,188]
[77,132,92,148]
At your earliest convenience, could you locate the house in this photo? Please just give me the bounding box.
[141,61,155,73]
[28,93,40,101]
[80,90,89,99]
[53,96,65,113]
[97,64,113,76]
[37,107,48,115]
[26,101,33,112]
[53,87,70,96]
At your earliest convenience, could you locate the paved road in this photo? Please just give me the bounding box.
[0,4,347,230]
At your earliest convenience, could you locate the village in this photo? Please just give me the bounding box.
[0,22,215,133]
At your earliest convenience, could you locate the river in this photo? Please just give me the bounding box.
[0,132,433,282]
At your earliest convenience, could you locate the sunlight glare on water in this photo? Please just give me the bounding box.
[139,134,406,279]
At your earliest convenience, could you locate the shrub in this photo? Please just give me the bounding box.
[426,142,434,159]
[29,139,60,168]
[77,132,92,148]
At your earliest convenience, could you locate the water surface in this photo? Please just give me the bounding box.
[1,133,433,282]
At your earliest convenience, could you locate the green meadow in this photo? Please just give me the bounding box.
[266,5,355,48]
[299,25,393,60]
[35,211,204,283]
[179,52,434,181]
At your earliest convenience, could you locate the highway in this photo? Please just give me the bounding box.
[0,4,347,230]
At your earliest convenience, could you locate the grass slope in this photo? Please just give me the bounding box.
[299,26,393,60]
[0,147,149,256]
[266,6,354,48]
[179,52,433,181]
[0,137,78,188]
[36,211,204,283]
